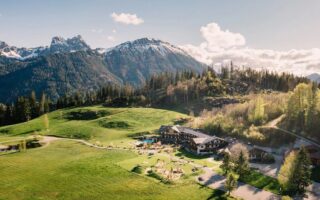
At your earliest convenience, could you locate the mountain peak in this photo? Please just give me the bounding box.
[107,37,186,56]
[0,41,9,49]
[51,36,67,46]
[50,35,90,53]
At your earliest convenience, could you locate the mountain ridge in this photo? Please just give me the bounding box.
[0,36,206,102]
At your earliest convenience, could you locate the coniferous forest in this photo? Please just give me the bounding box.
[0,66,310,126]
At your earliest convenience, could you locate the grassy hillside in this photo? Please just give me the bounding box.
[0,106,187,146]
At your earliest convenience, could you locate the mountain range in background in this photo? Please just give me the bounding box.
[307,73,320,83]
[0,36,205,103]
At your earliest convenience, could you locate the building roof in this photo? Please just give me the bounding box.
[160,125,226,145]
[176,126,211,138]
[192,137,217,145]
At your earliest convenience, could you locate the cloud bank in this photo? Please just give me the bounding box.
[111,12,144,25]
[182,22,320,75]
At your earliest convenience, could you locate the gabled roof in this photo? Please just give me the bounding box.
[176,126,210,138]
[160,125,226,145]
[192,137,217,145]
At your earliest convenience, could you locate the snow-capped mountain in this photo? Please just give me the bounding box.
[105,38,187,56]
[50,35,90,53]
[0,35,90,60]
[0,41,43,59]
[0,36,205,102]
[104,38,205,85]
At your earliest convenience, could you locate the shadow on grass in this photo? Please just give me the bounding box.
[175,148,211,160]
[239,170,281,195]
[206,189,232,200]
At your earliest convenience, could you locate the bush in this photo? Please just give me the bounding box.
[99,121,131,129]
[64,110,110,120]
[131,165,143,174]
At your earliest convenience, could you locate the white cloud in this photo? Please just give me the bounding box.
[181,22,320,76]
[112,29,117,34]
[199,23,245,51]
[111,12,144,25]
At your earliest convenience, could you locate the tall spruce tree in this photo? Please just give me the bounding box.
[220,153,232,175]
[234,150,249,179]
[225,173,237,196]
[39,93,46,115]
[30,91,38,118]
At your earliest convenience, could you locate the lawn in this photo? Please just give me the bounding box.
[0,140,229,200]
[239,170,281,195]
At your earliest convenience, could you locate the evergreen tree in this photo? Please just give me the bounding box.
[30,91,38,118]
[220,153,232,175]
[225,173,237,196]
[39,93,46,115]
[44,96,50,113]
[234,150,249,179]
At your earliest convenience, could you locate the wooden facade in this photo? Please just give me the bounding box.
[159,125,227,155]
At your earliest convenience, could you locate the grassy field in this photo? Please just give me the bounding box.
[0,140,227,200]
[0,106,234,200]
[0,106,187,145]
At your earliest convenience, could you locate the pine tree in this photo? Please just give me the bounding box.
[234,150,249,179]
[30,90,38,118]
[4,104,13,125]
[44,96,50,113]
[39,93,46,115]
[220,153,232,175]
[225,173,237,196]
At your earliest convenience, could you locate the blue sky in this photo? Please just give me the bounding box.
[0,0,320,50]
[1,0,320,75]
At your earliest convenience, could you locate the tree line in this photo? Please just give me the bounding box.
[0,66,311,126]
[0,91,50,126]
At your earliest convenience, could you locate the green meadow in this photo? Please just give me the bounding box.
[0,106,232,200]
[0,106,187,145]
